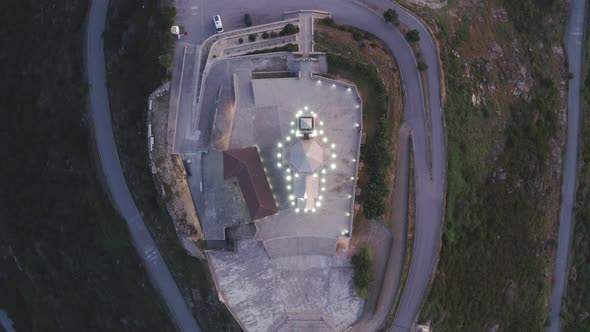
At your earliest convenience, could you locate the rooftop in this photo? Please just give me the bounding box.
[224,147,278,220]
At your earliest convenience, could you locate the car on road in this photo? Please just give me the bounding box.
[213,15,224,33]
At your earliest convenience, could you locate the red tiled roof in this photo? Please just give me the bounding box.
[223,147,278,221]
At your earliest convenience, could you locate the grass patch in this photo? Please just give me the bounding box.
[563,20,590,331]
[0,1,176,330]
[103,0,238,330]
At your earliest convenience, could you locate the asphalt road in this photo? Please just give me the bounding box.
[181,0,445,330]
[548,1,587,331]
[85,1,201,331]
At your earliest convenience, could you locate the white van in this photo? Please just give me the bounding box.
[213,15,224,33]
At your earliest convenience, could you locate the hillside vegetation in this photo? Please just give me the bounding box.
[417,0,568,330]
[0,1,175,330]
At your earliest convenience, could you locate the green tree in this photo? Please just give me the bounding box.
[383,9,400,26]
[244,13,252,27]
[248,33,257,42]
[405,29,420,43]
[417,61,429,72]
[280,23,299,36]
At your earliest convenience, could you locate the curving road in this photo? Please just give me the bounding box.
[182,0,445,330]
[85,1,201,331]
[548,1,587,331]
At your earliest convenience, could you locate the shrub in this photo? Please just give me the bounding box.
[158,53,173,68]
[363,116,391,219]
[352,30,363,41]
[284,43,298,52]
[244,43,299,55]
[383,9,400,26]
[417,61,429,72]
[270,31,279,38]
[405,29,420,43]
[244,13,252,27]
[238,38,243,44]
[280,23,299,36]
[261,32,269,39]
[248,33,257,42]
[352,247,372,298]
[320,17,336,26]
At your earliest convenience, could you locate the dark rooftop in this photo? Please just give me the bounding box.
[223,147,278,220]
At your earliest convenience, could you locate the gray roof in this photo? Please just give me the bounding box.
[288,139,323,173]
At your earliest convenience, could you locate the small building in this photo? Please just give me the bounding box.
[223,147,278,220]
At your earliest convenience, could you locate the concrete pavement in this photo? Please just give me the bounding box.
[547,1,587,331]
[86,1,201,331]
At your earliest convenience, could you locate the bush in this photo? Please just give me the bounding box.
[158,53,173,68]
[280,23,299,36]
[363,116,391,219]
[270,31,279,38]
[383,9,400,26]
[320,17,336,26]
[238,38,243,44]
[244,13,252,27]
[352,247,372,298]
[417,61,429,72]
[248,33,257,42]
[261,31,269,39]
[244,43,299,55]
[284,43,298,52]
[352,30,363,41]
[405,29,420,43]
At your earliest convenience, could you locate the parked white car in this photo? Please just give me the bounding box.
[213,15,224,33]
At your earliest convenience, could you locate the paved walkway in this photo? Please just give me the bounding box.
[299,13,314,55]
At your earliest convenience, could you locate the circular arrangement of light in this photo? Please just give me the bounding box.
[274,108,340,213]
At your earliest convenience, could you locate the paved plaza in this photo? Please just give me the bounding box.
[208,240,364,332]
